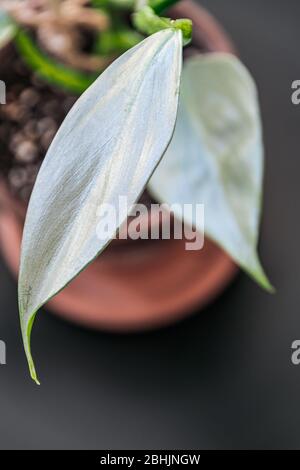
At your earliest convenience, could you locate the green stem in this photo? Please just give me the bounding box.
[14,29,98,94]
[93,0,192,47]
[132,5,192,45]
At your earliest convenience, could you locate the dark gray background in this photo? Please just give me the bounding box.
[0,0,299,450]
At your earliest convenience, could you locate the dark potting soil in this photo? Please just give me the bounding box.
[0,46,77,201]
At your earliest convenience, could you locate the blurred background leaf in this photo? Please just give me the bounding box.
[149,53,273,291]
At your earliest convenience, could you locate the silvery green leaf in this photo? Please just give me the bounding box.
[148,53,273,292]
[0,9,16,49]
[19,29,182,383]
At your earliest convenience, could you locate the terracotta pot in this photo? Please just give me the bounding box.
[0,0,238,331]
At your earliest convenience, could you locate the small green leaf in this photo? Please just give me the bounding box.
[148,53,274,292]
[133,6,192,46]
[14,30,98,94]
[0,9,16,49]
[19,30,182,383]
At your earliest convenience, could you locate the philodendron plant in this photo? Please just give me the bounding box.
[1,0,273,384]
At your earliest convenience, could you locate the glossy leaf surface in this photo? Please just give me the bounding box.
[19,30,183,383]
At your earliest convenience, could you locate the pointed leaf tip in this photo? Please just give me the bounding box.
[246,255,275,293]
[18,29,183,381]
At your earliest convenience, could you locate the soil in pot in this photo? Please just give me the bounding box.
[0,0,238,331]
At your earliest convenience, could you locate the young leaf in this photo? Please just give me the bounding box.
[18,29,182,383]
[148,53,273,292]
[133,6,192,46]
[0,9,16,49]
